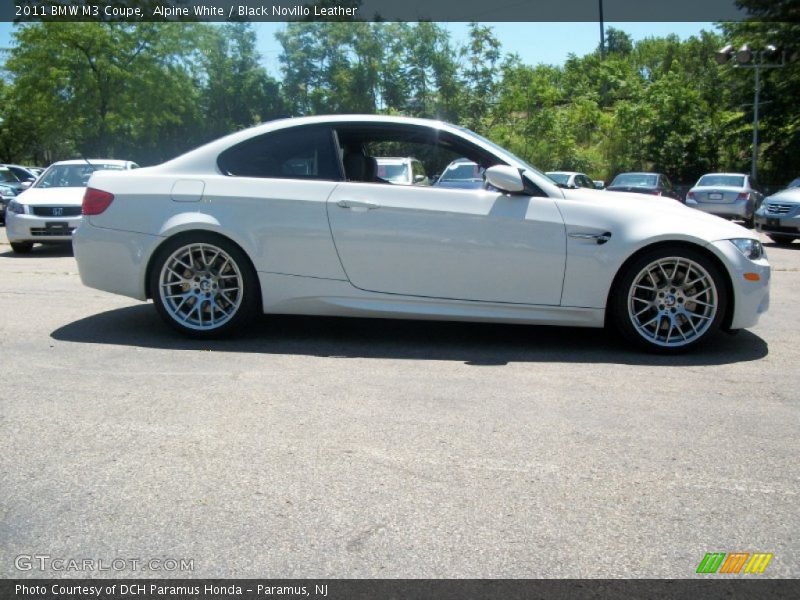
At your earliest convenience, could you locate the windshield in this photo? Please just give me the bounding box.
[697,174,745,188]
[441,162,482,181]
[546,173,570,186]
[456,127,547,178]
[35,163,125,188]
[611,173,658,188]
[376,163,409,183]
[0,167,20,183]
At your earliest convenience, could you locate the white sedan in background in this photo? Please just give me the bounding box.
[6,159,138,253]
[73,115,769,352]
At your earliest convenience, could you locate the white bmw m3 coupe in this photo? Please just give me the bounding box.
[73,115,770,352]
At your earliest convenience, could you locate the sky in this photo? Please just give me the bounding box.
[0,21,717,77]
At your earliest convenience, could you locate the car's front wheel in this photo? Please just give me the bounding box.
[611,247,727,353]
[149,233,259,338]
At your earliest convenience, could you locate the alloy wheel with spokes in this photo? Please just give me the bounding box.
[150,234,258,337]
[612,248,727,352]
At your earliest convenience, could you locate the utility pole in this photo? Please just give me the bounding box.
[599,0,605,56]
[715,44,785,184]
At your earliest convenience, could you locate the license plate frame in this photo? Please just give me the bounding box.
[45,222,70,232]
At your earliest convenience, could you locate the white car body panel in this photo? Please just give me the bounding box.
[72,115,770,336]
[327,182,566,305]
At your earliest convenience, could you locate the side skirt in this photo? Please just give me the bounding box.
[258,272,605,328]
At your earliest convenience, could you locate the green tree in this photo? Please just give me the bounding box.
[199,23,284,141]
[4,22,206,164]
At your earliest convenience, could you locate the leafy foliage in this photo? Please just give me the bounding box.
[0,16,797,186]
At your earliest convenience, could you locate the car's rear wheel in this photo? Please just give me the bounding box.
[10,241,33,254]
[767,234,795,246]
[611,247,727,353]
[149,233,259,338]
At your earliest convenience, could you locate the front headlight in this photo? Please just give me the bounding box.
[7,200,27,215]
[730,238,765,261]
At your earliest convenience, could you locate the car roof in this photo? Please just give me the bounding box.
[48,159,133,166]
[698,172,747,177]
[375,157,413,163]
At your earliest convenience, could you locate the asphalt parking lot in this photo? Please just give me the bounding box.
[0,227,797,579]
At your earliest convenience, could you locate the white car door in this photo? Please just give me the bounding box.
[327,182,566,305]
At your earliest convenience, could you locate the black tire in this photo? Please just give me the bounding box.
[148,232,259,338]
[743,213,755,229]
[10,241,33,254]
[610,247,728,353]
[767,234,795,246]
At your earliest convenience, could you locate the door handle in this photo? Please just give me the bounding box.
[568,231,612,245]
[337,199,379,210]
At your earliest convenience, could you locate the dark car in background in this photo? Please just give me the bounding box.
[0,183,19,224]
[0,166,27,222]
[606,172,683,202]
[2,164,40,185]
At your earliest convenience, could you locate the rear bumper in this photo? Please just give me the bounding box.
[687,198,753,219]
[72,220,160,300]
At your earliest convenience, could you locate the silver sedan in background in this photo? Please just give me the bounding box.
[686,173,763,228]
[755,186,800,246]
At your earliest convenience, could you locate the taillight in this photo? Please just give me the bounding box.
[737,192,749,200]
[687,191,695,200]
[82,188,114,215]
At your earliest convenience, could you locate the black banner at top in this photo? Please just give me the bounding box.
[0,0,771,24]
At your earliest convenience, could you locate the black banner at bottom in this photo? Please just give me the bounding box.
[2,579,799,600]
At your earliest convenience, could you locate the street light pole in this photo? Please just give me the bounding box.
[715,44,785,185]
[751,62,760,184]
[599,0,605,55]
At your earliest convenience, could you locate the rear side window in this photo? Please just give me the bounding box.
[218,125,340,181]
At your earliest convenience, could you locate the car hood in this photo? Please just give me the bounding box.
[559,188,755,243]
[16,186,86,206]
[765,187,800,203]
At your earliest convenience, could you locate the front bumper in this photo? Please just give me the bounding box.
[754,204,800,238]
[6,212,82,242]
[708,239,770,330]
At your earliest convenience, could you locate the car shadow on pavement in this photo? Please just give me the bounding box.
[0,245,73,258]
[763,241,799,250]
[51,304,768,367]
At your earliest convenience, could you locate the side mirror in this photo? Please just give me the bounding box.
[414,174,427,184]
[594,181,605,190]
[484,165,524,193]
[21,181,32,189]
